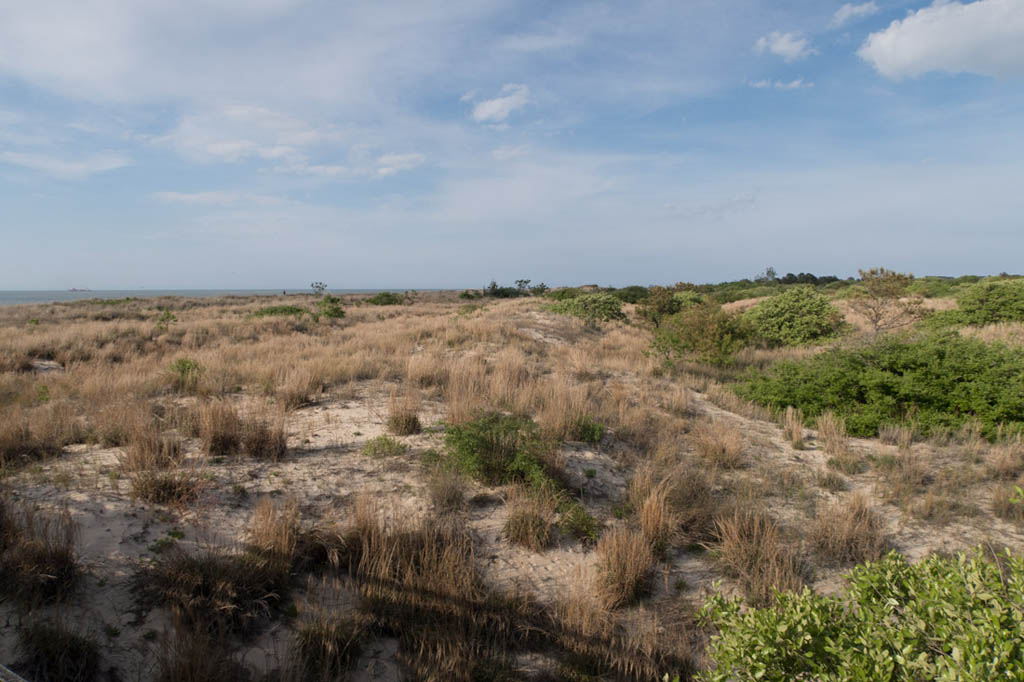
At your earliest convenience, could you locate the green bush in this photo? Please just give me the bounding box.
[672,290,704,308]
[738,332,1024,438]
[252,305,306,318]
[444,413,598,540]
[699,547,1024,682]
[544,287,585,302]
[365,291,405,306]
[444,413,549,487]
[361,435,408,458]
[652,303,752,366]
[549,293,627,324]
[611,285,649,304]
[744,286,843,347]
[907,275,981,299]
[637,286,682,328]
[570,416,605,444]
[169,357,202,392]
[314,295,345,320]
[956,278,1024,325]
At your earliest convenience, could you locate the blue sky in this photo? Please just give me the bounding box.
[1,0,1023,289]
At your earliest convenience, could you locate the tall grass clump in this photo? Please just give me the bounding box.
[504,484,558,552]
[200,400,242,456]
[712,510,804,606]
[594,527,654,609]
[13,620,100,682]
[386,390,421,435]
[1,504,80,606]
[810,493,890,564]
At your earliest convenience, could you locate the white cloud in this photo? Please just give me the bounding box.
[375,152,425,176]
[0,151,131,179]
[859,0,1024,78]
[153,104,339,164]
[748,78,814,90]
[829,2,879,29]
[152,191,285,206]
[754,31,817,62]
[470,84,530,123]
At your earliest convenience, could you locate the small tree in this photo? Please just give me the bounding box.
[515,279,532,292]
[652,303,752,366]
[848,268,923,333]
[638,286,682,328]
[310,281,327,296]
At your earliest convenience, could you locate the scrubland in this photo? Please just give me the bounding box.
[1,277,1024,681]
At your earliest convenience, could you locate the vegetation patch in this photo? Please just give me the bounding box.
[739,332,1024,438]
[361,434,408,458]
[700,547,1024,681]
[365,291,406,305]
[549,293,627,324]
[14,620,100,682]
[251,305,306,318]
[744,285,843,347]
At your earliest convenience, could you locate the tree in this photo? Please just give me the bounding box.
[848,268,923,333]
[637,286,682,328]
[310,281,327,296]
[515,279,531,292]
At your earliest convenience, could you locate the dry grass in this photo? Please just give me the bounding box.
[988,439,1024,480]
[241,409,287,461]
[120,419,183,472]
[504,484,559,552]
[815,411,848,456]
[875,450,931,505]
[131,467,204,506]
[0,503,80,606]
[810,493,890,564]
[782,406,804,449]
[154,626,252,682]
[992,482,1024,523]
[13,619,100,682]
[139,544,289,636]
[712,509,804,606]
[0,405,77,468]
[692,419,745,469]
[288,585,366,682]
[594,527,654,609]
[427,465,466,515]
[200,399,242,456]
[879,423,914,451]
[386,388,422,435]
[639,480,678,557]
[248,496,300,567]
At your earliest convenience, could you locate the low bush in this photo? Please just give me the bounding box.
[652,303,753,367]
[739,332,1024,438]
[957,277,1024,325]
[611,285,650,304]
[444,412,549,487]
[699,547,1024,681]
[365,291,405,305]
[361,435,408,458]
[545,287,585,301]
[252,305,306,318]
[549,293,627,324]
[313,294,345,320]
[744,285,842,347]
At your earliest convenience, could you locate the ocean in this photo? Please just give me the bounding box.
[0,289,393,306]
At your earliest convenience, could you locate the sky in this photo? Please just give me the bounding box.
[1,0,1023,289]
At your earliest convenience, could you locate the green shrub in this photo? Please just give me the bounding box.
[672,290,704,308]
[361,435,408,458]
[738,332,1024,438]
[637,286,682,328]
[907,275,981,299]
[544,287,585,301]
[459,289,482,300]
[312,295,345,321]
[252,305,306,318]
[549,293,627,324]
[444,413,549,486]
[744,286,843,347]
[570,416,605,444]
[699,547,1024,682]
[652,303,752,366]
[957,278,1024,325]
[365,291,405,306]
[169,357,202,392]
[444,414,599,541]
[611,285,649,304]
